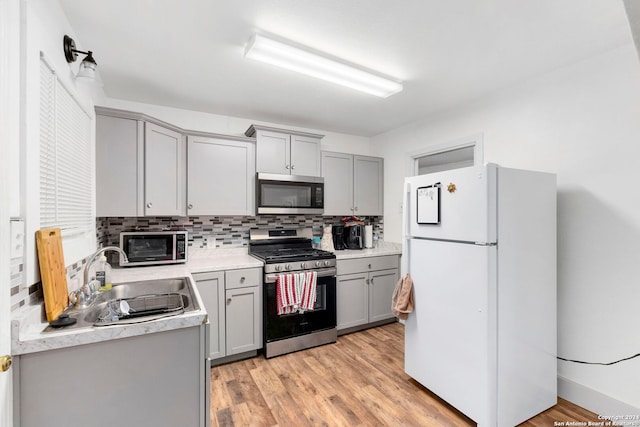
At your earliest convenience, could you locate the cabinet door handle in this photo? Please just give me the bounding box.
[370,278,374,284]
[146,202,153,209]
[354,206,358,212]
[226,298,232,305]
[285,164,290,169]
[365,279,369,285]
[188,204,193,209]
[291,165,295,170]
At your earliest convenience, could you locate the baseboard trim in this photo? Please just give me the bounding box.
[558,376,640,415]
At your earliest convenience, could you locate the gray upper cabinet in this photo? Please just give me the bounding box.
[95,110,186,217]
[144,122,186,216]
[96,114,143,217]
[353,155,383,216]
[321,151,384,216]
[187,135,255,215]
[245,125,322,177]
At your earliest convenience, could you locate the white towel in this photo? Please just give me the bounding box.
[276,272,317,315]
[298,271,317,312]
[276,273,299,315]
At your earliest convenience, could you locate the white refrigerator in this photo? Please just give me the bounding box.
[403,164,557,426]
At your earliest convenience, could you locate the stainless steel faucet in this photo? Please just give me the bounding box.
[73,246,129,308]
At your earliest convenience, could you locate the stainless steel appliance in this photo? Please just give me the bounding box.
[119,231,188,267]
[256,173,324,215]
[344,224,364,249]
[249,228,337,358]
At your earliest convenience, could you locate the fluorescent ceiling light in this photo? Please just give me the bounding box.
[244,34,403,98]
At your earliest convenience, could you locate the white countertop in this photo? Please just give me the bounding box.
[12,245,400,355]
[334,242,403,259]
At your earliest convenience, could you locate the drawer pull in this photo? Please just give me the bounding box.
[368,263,372,269]
[240,277,245,283]
[226,298,232,305]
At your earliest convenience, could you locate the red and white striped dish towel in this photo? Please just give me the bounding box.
[276,271,318,315]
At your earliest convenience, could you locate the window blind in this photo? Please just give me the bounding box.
[39,56,93,234]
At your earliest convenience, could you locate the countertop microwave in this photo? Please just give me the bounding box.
[119,231,188,267]
[256,173,324,215]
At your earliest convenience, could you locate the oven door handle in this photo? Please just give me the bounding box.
[265,267,337,284]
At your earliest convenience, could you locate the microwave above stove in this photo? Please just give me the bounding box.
[256,173,324,215]
[119,231,188,267]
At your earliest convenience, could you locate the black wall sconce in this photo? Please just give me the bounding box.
[63,35,97,80]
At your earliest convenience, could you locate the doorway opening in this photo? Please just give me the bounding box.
[407,133,484,176]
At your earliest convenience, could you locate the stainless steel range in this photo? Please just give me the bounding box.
[249,228,337,358]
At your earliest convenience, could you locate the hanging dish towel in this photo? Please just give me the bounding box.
[276,273,299,315]
[298,271,317,312]
[392,274,414,320]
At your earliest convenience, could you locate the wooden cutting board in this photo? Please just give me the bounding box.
[35,228,69,321]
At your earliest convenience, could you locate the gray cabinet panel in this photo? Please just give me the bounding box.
[369,268,399,323]
[321,152,383,216]
[18,327,205,427]
[337,256,399,331]
[193,271,226,359]
[354,155,383,216]
[290,134,321,176]
[336,272,369,329]
[225,286,261,355]
[187,136,255,215]
[144,122,185,216]
[96,115,142,217]
[252,125,322,176]
[256,129,290,175]
[321,151,353,215]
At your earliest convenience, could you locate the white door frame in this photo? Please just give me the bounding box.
[1,0,20,424]
[405,133,484,177]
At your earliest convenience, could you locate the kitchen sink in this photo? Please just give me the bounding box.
[46,277,200,331]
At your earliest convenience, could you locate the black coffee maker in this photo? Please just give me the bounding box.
[344,225,364,249]
[332,225,346,250]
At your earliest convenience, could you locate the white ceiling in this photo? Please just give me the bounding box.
[58,0,632,137]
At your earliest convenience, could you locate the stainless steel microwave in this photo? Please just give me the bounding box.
[119,231,188,267]
[256,173,324,215]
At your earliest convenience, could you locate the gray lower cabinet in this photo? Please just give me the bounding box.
[194,268,262,361]
[16,326,209,427]
[187,135,255,215]
[336,255,400,331]
[321,151,384,216]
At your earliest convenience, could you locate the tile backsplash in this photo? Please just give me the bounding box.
[98,215,383,249]
[11,214,383,312]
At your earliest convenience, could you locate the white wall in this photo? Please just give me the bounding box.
[372,43,640,411]
[102,98,374,156]
[23,0,102,285]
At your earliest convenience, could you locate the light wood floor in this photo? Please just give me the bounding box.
[210,322,598,426]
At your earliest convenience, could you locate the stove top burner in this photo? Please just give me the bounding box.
[250,248,335,264]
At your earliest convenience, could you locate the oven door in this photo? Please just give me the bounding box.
[264,274,336,343]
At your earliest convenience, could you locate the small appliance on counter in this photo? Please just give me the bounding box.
[332,225,346,250]
[119,230,188,267]
[344,224,364,249]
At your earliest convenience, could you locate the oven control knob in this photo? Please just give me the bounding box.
[324,260,330,267]
[315,261,321,267]
[300,262,306,269]
[275,265,282,272]
[285,264,292,270]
